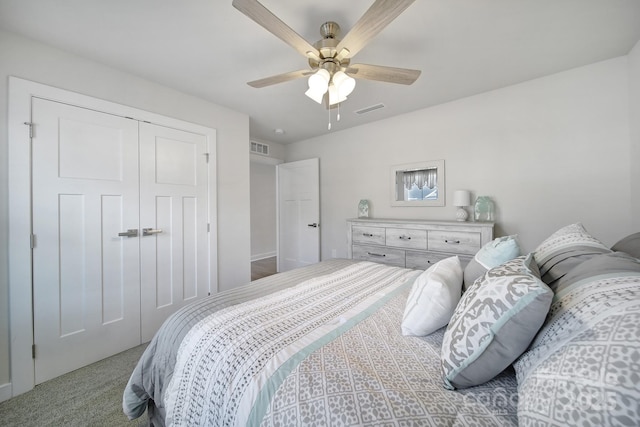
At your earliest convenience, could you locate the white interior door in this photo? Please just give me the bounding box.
[139,123,210,341]
[32,98,141,384]
[277,158,320,272]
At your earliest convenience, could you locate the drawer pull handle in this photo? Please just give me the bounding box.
[362,233,374,237]
[367,252,386,257]
[445,239,461,244]
[399,235,411,240]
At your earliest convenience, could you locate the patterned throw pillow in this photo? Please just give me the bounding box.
[401,256,463,336]
[532,223,610,287]
[463,235,520,291]
[514,254,640,426]
[441,254,553,390]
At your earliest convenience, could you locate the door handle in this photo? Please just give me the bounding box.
[143,228,163,236]
[118,229,139,238]
[307,223,319,228]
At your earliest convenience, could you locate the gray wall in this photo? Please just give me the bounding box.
[285,56,636,259]
[0,30,251,392]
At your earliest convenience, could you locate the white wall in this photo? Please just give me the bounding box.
[0,31,251,392]
[286,57,634,260]
[629,40,640,230]
[249,140,285,261]
[250,159,278,260]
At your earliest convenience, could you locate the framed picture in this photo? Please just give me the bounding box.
[390,160,445,207]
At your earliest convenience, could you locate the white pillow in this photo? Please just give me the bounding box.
[401,256,463,336]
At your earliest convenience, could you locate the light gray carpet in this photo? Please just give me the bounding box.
[0,343,149,426]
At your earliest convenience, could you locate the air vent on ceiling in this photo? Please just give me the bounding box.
[250,141,269,156]
[354,103,386,115]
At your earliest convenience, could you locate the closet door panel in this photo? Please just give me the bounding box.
[139,122,210,342]
[31,98,141,384]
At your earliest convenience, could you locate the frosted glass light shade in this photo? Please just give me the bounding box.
[332,71,356,98]
[328,84,347,105]
[308,69,330,91]
[305,87,326,103]
[305,69,330,103]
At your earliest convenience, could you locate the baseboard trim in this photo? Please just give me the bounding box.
[251,252,276,262]
[0,382,12,403]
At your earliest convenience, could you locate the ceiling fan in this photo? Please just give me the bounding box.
[232,0,421,108]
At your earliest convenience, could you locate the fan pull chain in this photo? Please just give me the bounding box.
[337,103,341,122]
[328,105,332,130]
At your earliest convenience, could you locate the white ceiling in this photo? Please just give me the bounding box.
[1,0,639,144]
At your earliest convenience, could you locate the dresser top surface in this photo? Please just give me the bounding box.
[347,218,494,228]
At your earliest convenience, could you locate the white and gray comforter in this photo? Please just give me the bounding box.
[123,260,518,426]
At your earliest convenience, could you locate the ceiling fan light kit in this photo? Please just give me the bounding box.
[305,68,356,106]
[233,0,421,113]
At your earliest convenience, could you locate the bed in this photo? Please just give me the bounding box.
[123,224,640,426]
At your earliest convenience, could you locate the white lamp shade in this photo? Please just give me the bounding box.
[453,190,471,207]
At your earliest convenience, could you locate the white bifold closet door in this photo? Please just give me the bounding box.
[139,122,210,342]
[31,98,209,384]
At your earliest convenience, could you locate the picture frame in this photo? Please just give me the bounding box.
[390,160,445,207]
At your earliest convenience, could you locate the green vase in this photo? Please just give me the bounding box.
[474,196,494,221]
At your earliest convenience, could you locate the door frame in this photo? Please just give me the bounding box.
[7,77,218,397]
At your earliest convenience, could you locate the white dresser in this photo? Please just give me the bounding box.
[347,218,494,269]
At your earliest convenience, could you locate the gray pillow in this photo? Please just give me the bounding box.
[553,251,640,295]
[514,253,640,426]
[441,254,553,389]
[532,223,610,287]
[611,231,640,259]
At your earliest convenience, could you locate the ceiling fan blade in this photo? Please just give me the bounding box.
[346,63,421,85]
[336,0,416,58]
[247,69,313,88]
[233,0,320,59]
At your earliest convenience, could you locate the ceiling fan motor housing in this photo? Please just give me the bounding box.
[309,22,350,71]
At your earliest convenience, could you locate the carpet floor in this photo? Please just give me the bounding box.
[0,343,149,426]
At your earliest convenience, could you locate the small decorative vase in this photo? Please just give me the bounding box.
[474,196,494,222]
[358,199,369,218]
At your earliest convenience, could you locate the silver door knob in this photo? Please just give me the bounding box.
[143,228,163,236]
[118,229,138,238]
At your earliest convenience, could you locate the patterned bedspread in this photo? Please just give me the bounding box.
[123,260,519,426]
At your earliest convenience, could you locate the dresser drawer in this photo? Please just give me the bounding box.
[352,226,386,245]
[352,244,405,267]
[385,228,428,250]
[428,230,481,255]
[405,251,449,269]
[406,251,474,270]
